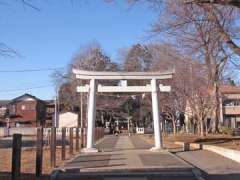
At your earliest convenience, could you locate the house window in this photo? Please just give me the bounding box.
[21,105,26,110]
[235,100,240,106]
[27,105,35,110]
[237,122,240,128]
[223,99,240,106]
[21,104,35,111]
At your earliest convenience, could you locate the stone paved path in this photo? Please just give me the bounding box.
[140,136,240,179]
[51,135,240,180]
[52,135,198,180]
[175,150,240,180]
[63,135,192,171]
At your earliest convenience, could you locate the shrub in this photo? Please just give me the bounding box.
[220,126,233,136]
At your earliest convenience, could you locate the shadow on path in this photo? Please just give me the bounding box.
[0,172,50,180]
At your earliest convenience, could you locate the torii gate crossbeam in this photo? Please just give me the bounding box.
[73,69,174,153]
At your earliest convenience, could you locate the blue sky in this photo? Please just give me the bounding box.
[0,0,157,100]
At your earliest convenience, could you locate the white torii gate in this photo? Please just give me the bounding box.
[73,69,174,153]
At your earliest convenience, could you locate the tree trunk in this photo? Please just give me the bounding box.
[162,120,165,134]
[172,119,176,135]
[205,120,209,135]
[200,119,205,137]
[197,122,201,134]
[214,81,220,133]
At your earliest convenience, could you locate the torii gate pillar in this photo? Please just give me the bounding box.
[151,79,163,150]
[82,79,98,152]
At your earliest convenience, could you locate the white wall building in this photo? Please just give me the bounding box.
[58,112,78,128]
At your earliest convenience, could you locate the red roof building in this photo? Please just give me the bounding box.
[8,94,47,127]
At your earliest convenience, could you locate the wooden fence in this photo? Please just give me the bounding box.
[10,127,105,180]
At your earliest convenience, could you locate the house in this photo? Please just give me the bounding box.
[220,85,240,129]
[0,100,10,126]
[185,85,240,131]
[8,94,47,127]
[0,100,10,117]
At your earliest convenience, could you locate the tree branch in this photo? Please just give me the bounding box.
[186,0,240,8]
[21,0,40,11]
[0,43,19,57]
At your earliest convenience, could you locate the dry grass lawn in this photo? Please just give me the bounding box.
[0,146,78,180]
[141,133,240,151]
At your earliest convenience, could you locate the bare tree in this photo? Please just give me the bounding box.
[149,43,214,136]
[127,0,240,57]
[147,1,239,133]
[122,44,153,72]
[119,44,154,125]
[54,42,120,120]
[173,59,214,137]
[123,0,240,8]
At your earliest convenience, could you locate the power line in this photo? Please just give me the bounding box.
[0,67,64,73]
[0,84,54,93]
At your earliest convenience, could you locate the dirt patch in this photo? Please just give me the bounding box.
[214,140,240,150]
[138,134,181,150]
[0,146,78,180]
[140,134,240,151]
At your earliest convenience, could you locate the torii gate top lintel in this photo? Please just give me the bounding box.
[72,69,175,80]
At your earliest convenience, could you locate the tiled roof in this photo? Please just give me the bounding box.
[10,93,46,104]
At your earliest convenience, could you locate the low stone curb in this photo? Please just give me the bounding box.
[50,167,198,180]
[175,141,240,163]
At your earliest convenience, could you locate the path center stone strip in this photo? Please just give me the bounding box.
[115,136,134,150]
[107,136,144,168]
[96,135,119,151]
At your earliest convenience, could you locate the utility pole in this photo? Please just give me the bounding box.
[80,80,83,128]
[80,92,83,127]
[54,89,59,128]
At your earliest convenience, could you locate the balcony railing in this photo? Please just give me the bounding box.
[223,106,240,115]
